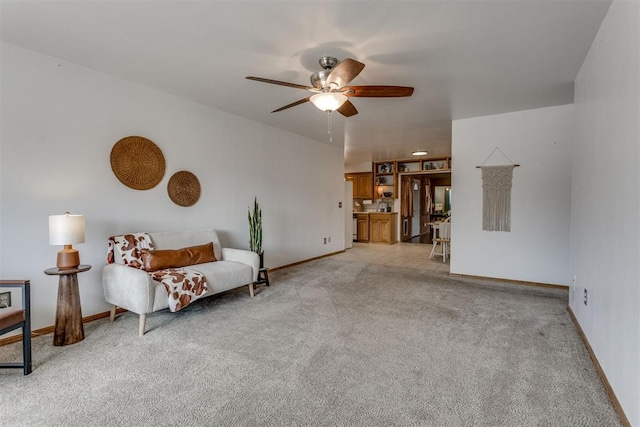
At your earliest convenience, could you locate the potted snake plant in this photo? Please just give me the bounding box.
[248,196,263,268]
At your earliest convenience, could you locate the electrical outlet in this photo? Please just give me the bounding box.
[0,292,11,308]
[583,289,588,306]
[323,237,327,244]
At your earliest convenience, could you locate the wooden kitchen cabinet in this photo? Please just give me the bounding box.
[369,218,381,242]
[345,172,373,199]
[369,213,398,244]
[356,214,369,242]
[356,174,373,199]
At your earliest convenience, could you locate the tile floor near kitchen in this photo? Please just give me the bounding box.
[333,242,450,272]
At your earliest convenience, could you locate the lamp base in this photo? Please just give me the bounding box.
[57,245,80,270]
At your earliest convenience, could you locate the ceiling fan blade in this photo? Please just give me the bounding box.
[337,100,358,117]
[271,97,311,113]
[343,85,414,97]
[327,58,365,88]
[246,76,313,91]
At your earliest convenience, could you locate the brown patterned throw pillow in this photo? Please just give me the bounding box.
[140,242,216,272]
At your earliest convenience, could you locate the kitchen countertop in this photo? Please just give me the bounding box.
[354,211,396,214]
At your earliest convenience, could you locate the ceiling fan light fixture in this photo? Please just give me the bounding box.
[412,150,428,156]
[310,93,348,112]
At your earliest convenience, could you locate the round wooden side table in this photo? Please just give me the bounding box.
[44,264,91,346]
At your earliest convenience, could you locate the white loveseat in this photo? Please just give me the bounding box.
[103,228,260,335]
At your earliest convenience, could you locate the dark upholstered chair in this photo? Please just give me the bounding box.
[0,280,32,375]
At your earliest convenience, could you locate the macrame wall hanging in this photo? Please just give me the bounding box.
[476,147,520,232]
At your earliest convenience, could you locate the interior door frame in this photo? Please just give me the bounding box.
[400,175,414,242]
[399,172,452,243]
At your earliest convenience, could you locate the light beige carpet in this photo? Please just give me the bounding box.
[0,258,620,426]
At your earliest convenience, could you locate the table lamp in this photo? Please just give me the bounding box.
[49,212,85,269]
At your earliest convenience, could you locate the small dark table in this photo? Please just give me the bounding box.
[44,265,91,346]
[255,267,270,287]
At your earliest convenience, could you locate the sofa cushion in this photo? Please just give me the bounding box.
[147,261,253,312]
[193,261,253,295]
[140,242,216,271]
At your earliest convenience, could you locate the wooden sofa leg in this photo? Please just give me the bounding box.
[139,314,146,336]
[248,283,254,298]
[109,305,117,322]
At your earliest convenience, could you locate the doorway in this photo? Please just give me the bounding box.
[400,173,451,244]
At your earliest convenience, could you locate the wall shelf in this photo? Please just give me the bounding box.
[373,157,451,198]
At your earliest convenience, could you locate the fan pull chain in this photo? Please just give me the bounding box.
[327,111,333,142]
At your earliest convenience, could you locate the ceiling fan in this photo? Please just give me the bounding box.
[246,56,414,117]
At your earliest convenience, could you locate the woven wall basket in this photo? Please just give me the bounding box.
[110,136,166,190]
[168,171,201,207]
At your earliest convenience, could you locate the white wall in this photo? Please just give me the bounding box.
[344,181,353,249]
[451,104,573,285]
[572,0,639,424]
[0,42,346,332]
[344,162,372,173]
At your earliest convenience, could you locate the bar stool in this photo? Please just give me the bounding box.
[430,220,451,263]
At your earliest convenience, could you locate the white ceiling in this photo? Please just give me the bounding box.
[0,0,611,165]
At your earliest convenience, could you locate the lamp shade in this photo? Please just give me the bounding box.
[310,93,348,112]
[49,213,85,245]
